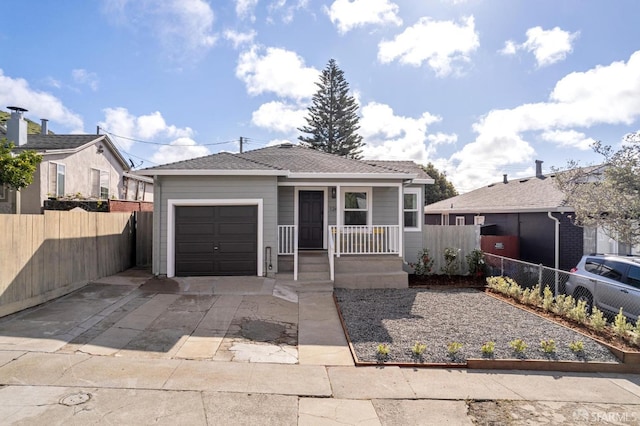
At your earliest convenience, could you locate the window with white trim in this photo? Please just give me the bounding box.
[456,216,465,226]
[403,188,421,231]
[137,181,146,200]
[441,213,449,226]
[91,169,109,199]
[344,190,369,225]
[49,162,65,197]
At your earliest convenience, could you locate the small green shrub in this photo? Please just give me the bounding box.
[568,341,584,353]
[509,339,527,354]
[553,294,575,316]
[411,342,427,356]
[409,249,434,276]
[589,307,607,332]
[634,319,640,346]
[542,286,554,312]
[523,284,543,307]
[613,308,632,337]
[567,300,589,324]
[506,281,524,300]
[441,247,461,277]
[540,339,556,354]
[466,249,486,278]
[376,343,390,357]
[447,342,463,356]
[481,341,495,356]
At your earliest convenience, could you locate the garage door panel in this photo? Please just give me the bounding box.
[175,205,258,276]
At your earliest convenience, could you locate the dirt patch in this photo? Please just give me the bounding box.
[409,274,485,289]
[241,319,296,345]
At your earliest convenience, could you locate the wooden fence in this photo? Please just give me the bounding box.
[135,211,153,267]
[0,211,136,317]
[423,225,481,275]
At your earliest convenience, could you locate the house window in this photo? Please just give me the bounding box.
[456,216,465,226]
[91,169,109,199]
[0,184,7,201]
[474,215,485,225]
[344,190,369,225]
[441,213,449,226]
[404,188,421,231]
[49,162,65,197]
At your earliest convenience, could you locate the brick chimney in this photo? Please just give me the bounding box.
[6,106,28,146]
[535,160,544,178]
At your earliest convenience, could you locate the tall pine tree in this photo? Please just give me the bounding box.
[298,59,364,159]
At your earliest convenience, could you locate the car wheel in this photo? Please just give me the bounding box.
[573,287,593,314]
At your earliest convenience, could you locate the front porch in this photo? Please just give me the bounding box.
[277,225,408,288]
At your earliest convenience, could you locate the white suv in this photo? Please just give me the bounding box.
[565,254,640,321]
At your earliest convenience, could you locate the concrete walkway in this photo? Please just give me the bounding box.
[0,269,639,424]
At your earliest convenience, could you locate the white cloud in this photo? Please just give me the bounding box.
[268,0,309,24]
[541,130,594,150]
[72,69,99,91]
[99,107,194,150]
[326,0,402,34]
[235,0,258,20]
[0,69,84,132]
[224,29,257,48]
[102,0,217,61]
[378,16,479,77]
[500,26,579,67]
[251,101,307,133]
[446,50,640,192]
[150,138,211,165]
[236,46,318,100]
[359,101,453,164]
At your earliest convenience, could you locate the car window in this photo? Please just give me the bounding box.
[600,260,626,282]
[584,258,603,274]
[627,265,640,289]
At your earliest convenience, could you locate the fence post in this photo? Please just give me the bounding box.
[500,257,504,276]
[538,264,543,287]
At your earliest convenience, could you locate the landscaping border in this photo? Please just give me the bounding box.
[333,290,640,373]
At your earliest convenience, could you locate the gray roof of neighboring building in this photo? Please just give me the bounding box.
[12,134,102,150]
[424,172,571,214]
[140,144,432,179]
[365,160,433,181]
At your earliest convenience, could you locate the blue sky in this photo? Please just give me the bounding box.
[1,0,639,192]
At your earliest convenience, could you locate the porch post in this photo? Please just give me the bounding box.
[336,184,341,257]
[398,183,403,258]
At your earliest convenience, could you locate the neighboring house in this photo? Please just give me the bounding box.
[0,107,153,214]
[137,143,433,288]
[424,160,636,271]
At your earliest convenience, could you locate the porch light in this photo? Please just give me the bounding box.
[331,187,336,199]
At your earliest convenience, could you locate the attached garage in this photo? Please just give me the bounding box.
[167,200,264,278]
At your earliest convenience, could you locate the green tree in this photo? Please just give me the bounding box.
[423,163,458,205]
[0,139,42,190]
[298,59,364,159]
[554,135,640,249]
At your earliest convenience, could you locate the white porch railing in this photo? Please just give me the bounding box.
[330,225,400,256]
[278,225,298,280]
[328,227,335,282]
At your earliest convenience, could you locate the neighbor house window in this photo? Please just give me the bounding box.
[91,169,109,199]
[49,162,65,197]
[137,181,146,201]
[0,184,7,201]
[403,188,421,231]
[456,216,465,226]
[344,189,369,225]
[441,213,449,226]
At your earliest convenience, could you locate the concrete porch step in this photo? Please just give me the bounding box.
[334,255,404,274]
[298,271,331,281]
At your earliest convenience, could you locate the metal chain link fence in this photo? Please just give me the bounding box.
[485,253,640,322]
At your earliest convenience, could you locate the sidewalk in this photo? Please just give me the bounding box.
[1,270,640,424]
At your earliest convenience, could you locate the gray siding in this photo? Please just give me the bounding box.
[278,186,294,225]
[404,184,424,266]
[153,175,278,276]
[372,187,398,225]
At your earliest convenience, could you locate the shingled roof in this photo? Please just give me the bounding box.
[424,172,571,214]
[12,134,102,151]
[140,143,432,181]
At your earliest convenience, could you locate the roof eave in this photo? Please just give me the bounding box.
[136,169,287,177]
[412,178,435,185]
[288,172,413,180]
[424,206,574,214]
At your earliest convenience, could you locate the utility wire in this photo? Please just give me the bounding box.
[99,127,237,147]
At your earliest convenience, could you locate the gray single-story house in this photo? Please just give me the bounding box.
[138,143,433,288]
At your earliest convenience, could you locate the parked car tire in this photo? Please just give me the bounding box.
[573,287,593,314]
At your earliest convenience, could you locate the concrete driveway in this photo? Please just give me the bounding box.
[0,269,353,366]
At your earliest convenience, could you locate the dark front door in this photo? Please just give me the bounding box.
[298,191,324,249]
[175,205,257,276]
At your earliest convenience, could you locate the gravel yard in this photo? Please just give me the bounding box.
[334,288,620,364]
